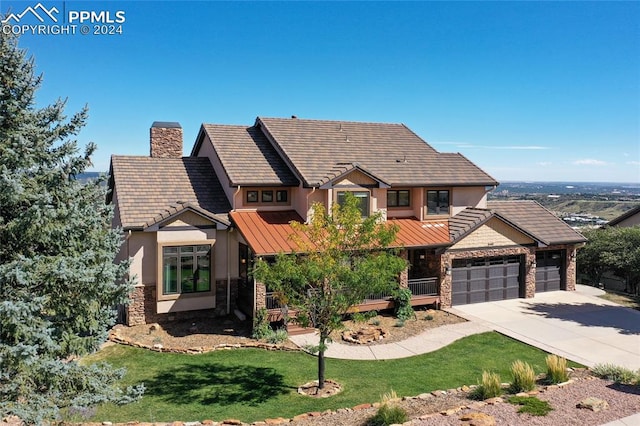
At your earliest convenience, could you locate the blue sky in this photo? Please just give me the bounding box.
[2,1,639,183]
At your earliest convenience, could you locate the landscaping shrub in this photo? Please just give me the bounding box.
[508,396,553,416]
[471,371,502,400]
[368,390,408,426]
[252,308,272,340]
[510,360,536,393]
[545,355,568,384]
[592,364,640,385]
[265,328,289,344]
[393,288,415,322]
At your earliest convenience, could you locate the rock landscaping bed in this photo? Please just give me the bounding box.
[330,308,465,345]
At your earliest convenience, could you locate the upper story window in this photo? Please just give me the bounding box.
[387,189,410,208]
[337,190,370,217]
[245,189,290,205]
[426,190,450,215]
[162,245,211,295]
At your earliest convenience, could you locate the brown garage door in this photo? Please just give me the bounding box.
[535,250,564,292]
[452,256,523,305]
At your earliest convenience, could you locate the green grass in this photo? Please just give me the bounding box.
[508,396,553,416]
[85,332,579,423]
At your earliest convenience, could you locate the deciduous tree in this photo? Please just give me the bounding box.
[0,29,143,424]
[254,193,407,388]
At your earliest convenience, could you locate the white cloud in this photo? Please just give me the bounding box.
[537,161,552,166]
[626,161,640,166]
[573,159,608,166]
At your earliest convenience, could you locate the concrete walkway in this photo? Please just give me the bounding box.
[288,321,491,360]
[449,285,640,370]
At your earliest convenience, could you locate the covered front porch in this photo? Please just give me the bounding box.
[263,248,442,320]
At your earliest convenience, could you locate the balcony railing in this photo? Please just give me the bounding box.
[408,277,438,296]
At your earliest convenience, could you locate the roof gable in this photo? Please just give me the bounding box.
[487,200,587,245]
[257,117,498,188]
[450,216,535,250]
[607,205,640,227]
[109,156,231,230]
[319,163,390,189]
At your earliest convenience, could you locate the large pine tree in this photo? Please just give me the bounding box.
[0,30,143,423]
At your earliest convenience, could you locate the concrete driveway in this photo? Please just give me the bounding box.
[448,285,640,370]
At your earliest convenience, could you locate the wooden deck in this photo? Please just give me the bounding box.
[268,294,441,322]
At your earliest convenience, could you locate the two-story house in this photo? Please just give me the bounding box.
[108,117,586,326]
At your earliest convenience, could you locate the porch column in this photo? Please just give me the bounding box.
[524,248,536,298]
[255,280,267,311]
[399,249,409,289]
[439,253,453,308]
[565,246,577,291]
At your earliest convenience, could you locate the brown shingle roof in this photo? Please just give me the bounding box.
[109,156,231,230]
[198,124,299,186]
[257,117,498,187]
[449,208,494,242]
[488,200,587,245]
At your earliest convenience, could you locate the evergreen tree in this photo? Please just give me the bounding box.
[254,193,407,389]
[0,29,143,423]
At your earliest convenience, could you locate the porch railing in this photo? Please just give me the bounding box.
[265,292,281,310]
[408,277,438,296]
[364,290,393,302]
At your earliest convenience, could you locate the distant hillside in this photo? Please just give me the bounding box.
[77,172,104,182]
[490,182,640,221]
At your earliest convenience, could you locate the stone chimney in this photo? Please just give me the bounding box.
[150,121,183,158]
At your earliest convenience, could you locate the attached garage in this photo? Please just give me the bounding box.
[535,250,565,292]
[451,255,523,305]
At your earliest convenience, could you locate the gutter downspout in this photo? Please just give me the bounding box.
[306,187,317,222]
[233,185,241,211]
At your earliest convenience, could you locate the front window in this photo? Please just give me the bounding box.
[163,245,211,295]
[427,190,449,215]
[387,189,410,208]
[337,191,370,217]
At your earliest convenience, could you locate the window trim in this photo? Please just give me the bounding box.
[426,189,450,216]
[336,189,371,218]
[387,189,411,208]
[243,188,291,206]
[157,241,214,301]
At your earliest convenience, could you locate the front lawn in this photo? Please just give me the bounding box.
[85,332,579,423]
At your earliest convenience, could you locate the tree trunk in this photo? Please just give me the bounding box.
[318,333,326,389]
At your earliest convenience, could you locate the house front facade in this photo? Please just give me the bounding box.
[109,117,587,326]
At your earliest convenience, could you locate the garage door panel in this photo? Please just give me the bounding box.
[452,255,523,306]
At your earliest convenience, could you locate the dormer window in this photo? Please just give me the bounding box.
[387,189,410,208]
[244,188,291,206]
[427,190,450,215]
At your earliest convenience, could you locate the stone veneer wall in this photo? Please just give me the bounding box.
[125,279,239,326]
[399,250,409,289]
[439,246,536,308]
[150,126,183,158]
[255,281,266,312]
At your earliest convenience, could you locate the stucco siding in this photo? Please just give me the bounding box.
[451,186,488,215]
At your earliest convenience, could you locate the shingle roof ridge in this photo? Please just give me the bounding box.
[607,204,640,226]
[202,123,252,128]
[258,116,407,126]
